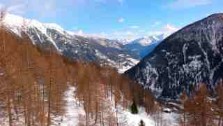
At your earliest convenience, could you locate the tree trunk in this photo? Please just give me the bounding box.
[7,95,13,126]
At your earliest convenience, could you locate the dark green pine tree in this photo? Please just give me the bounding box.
[139,120,145,126]
[130,100,138,114]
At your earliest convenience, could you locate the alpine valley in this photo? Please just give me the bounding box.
[2,9,223,125]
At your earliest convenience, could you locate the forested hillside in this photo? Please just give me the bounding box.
[0,24,158,125]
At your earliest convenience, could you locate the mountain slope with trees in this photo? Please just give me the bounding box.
[0,21,164,125]
[125,13,223,99]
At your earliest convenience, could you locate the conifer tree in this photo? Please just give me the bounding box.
[139,120,145,126]
[130,100,138,114]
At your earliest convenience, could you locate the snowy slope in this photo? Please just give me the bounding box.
[130,35,163,46]
[53,86,179,126]
[52,86,85,126]
[2,13,138,73]
[124,34,165,59]
[3,14,63,37]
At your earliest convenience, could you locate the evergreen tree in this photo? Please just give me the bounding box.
[130,100,138,114]
[139,120,145,126]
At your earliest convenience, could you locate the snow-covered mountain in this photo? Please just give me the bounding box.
[116,38,133,45]
[2,13,138,73]
[124,34,165,58]
[125,13,223,99]
[130,35,164,46]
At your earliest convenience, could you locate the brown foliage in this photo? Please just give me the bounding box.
[181,84,216,126]
[0,25,156,125]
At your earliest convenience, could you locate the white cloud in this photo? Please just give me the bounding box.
[112,30,137,40]
[83,30,137,41]
[93,0,124,5]
[0,1,27,15]
[66,23,179,41]
[0,0,124,18]
[163,24,178,33]
[129,25,139,29]
[147,24,179,36]
[94,0,106,4]
[168,0,211,9]
[71,29,110,39]
[117,0,124,4]
[76,29,84,36]
[118,17,125,23]
[0,0,61,17]
[29,0,59,17]
[7,4,26,15]
[86,24,179,40]
[152,21,161,27]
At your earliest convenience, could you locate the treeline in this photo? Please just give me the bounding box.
[0,23,156,125]
[180,82,223,126]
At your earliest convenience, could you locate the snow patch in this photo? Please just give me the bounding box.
[118,107,155,126]
[53,86,85,126]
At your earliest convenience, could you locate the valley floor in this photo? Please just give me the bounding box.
[0,86,179,126]
[52,86,179,126]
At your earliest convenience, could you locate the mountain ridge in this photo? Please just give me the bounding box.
[2,13,139,73]
[125,13,223,99]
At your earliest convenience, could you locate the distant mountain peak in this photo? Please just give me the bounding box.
[132,34,164,46]
[123,34,166,59]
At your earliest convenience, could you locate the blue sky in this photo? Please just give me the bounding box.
[1,0,223,39]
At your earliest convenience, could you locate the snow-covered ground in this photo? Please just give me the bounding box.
[53,86,179,126]
[0,86,179,126]
[118,58,139,73]
[53,86,85,126]
[162,112,179,126]
[117,107,155,126]
[117,106,179,126]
